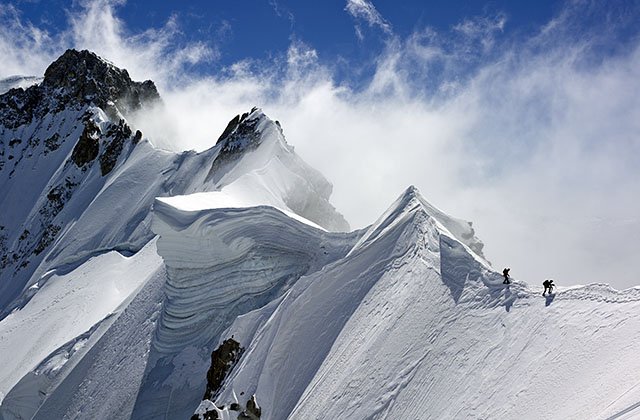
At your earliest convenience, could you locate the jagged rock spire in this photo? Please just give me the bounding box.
[42,49,160,114]
[0,49,160,129]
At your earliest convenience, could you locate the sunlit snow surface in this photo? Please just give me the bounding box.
[0,106,350,418]
[2,97,640,420]
[163,187,640,420]
[0,239,161,406]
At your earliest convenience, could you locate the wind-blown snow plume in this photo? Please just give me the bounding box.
[345,0,392,40]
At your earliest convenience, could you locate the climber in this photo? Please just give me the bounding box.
[502,268,511,284]
[542,279,555,296]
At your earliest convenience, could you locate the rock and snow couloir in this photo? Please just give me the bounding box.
[1,50,640,420]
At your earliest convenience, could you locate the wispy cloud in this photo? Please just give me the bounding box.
[0,4,58,77]
[269,0,295,28]
[453,13,507,52]
[344,0,392,40]
[1,0,640,289]
[0,0,215,83]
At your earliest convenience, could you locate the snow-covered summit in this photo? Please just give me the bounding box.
[352,185,486,260]
[162,107,349,232]
[2,49,640,420]
[0,46,347,315]
[0,50,162,314]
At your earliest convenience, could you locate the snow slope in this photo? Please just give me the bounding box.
[0,239,162,411]
[177,186,640,420]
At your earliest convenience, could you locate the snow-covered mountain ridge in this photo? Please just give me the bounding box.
[1,50,639,420]
[0,49,347,418]
[0,49,162,313]
[177,186,640,420]
[0,77,42,96]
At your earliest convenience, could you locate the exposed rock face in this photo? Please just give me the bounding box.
[42,49,160,116]
[71,120,100,168]
[0,49,160,130]
[207,108,262,180]
[100,119,135,176]
[204,338,244,401]
[238,395,261,420]
[190,338,252,420]
[0,50,159,313]
[192,395,262,420]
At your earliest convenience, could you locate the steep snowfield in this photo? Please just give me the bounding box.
[3,267,167,420]
[0,240,162,410]
[177,187,640,420]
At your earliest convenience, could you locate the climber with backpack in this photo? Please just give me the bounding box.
[542,279,555,296]
[502,268,511,284]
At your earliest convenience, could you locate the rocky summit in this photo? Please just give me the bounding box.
[0,49,159,130]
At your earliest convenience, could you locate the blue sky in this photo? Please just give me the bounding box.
[1,0,640,289]
[5,0,565,85]
[3,0,638,90]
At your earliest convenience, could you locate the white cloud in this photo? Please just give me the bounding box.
[0,0,215,83]
[1,1,640,290]
[452,13,507,52]
[345,0,392,40]
[0,4,59,77]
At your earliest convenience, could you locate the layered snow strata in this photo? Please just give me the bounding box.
[152,200,360,355]
[132,198,358,419]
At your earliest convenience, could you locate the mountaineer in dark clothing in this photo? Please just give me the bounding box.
[543,279,555,296]
[502,268,511,284]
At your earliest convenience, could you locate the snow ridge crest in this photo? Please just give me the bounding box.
[352,185,486,260]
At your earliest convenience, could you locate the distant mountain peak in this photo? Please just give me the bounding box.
[0,49,160,130]
[42,49,160,115]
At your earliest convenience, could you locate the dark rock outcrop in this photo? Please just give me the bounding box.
[71,120,100,168]
[42,49,160,115]
[0,49,160,130]
[193,338,264,420]
[237,395,262,420]
[207,108,262,182]
[44,133,62,154]
[203,338,244,401]
[100,119,133,176]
